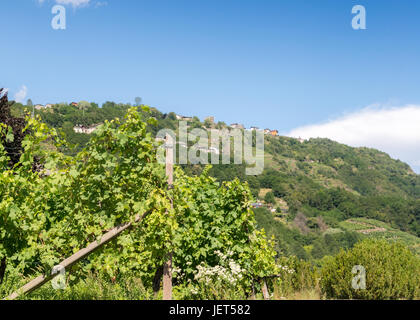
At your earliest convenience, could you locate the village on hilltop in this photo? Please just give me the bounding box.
[29,104,306,144]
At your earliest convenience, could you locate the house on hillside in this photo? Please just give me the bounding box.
[70,102,78,107]
[73,124,101,134]
[251,202,263,208]
[270,130,278,136]
[176,114,193,121]
[34,104,53,110]
[230,123,244,129]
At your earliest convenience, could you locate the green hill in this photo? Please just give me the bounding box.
[11,101,420,259]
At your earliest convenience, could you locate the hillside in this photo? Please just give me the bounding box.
[10,101,420,260]
[211,135,420,259]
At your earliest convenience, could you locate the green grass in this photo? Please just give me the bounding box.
[339,220,371,232]
[322,228,344,235]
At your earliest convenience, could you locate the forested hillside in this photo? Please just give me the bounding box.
[200,136,420,259]
[11,101,420,261]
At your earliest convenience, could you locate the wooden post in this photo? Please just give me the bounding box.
[5,210,151,300]
[162,252,173,300]
[162,133,173,300]
[250,280,256,300]
[262,278,270,300]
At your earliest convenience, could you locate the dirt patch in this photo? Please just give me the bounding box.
[358,227,387,234]
[347,220,387,234]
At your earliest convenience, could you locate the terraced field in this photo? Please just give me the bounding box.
[339,218,420,255]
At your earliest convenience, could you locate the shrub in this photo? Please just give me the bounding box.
[264,192,276,205]
[320,239,420,299]
[273,256,318,298]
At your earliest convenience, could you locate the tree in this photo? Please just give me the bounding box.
[0,88,27,167]
[167,112,177,120]
[272,181,287,198]
[0,88,30,284]
[264,191,275,205]
[26,99,34,117]
[135,97,142,106]
[216,121,226,130]
[204,118,213,128]
[78,101,91,116]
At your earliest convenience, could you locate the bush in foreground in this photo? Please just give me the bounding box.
[320,239,420,299]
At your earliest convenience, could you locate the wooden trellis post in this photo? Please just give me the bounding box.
[162,133,174,300]
[261,278,270,300]
[5,210,151,300]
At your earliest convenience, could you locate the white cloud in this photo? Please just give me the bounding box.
[286,105,420,173]
[14,85,28,103]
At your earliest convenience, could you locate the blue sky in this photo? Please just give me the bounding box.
[2,0,420,171]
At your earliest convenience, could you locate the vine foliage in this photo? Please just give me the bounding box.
[0,98,277,297]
